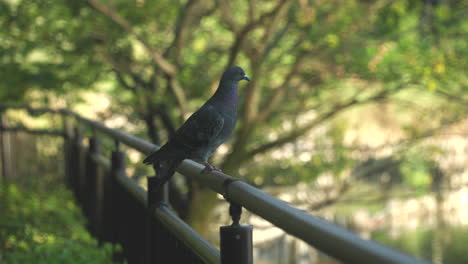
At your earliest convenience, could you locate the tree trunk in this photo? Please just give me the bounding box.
[186,151,246,236]
[186,182,219,237]
[185,125,253,234]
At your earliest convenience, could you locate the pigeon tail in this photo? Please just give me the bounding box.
[154,159,183,186]
[143,148,167,165]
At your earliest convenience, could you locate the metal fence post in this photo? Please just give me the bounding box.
[109,148,126,261]
[146,176,167,264]
[0,113,13,182]
[71,125,85,201]
[99,148,123,244]
[220,179,253,264]
[0,112,6,184]
[220,202,253,264]
[62,115,74,187]
[70,126,83,197]
[85,135,100,234]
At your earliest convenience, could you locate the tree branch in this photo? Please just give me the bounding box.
[248,0,256,23]
[165,0,214,66]
[256,55,306,122]
[436,88,468,106]
[308,182,349,211]
[238,0,292,124]
[165,0,199,62]
[226,0,291,66]
[86,0,176,75]
[143,111,160,144]
[113,70,135,92]
[167,77,188,119]
[86,0,188,116]
[216,0,239,31]
[260,1,290,49]
[245,88,394,159]
[221,0,294,172]
[246,99,359,159]
[240,1,292,125]
[154,104,177,136]
[260,19,291,62]
[101,51,149,90]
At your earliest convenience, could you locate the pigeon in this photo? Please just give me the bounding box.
[143,66,250,186]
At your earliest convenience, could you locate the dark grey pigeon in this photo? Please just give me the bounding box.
[143,66,250,185]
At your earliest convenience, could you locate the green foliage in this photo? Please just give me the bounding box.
[0,184,121,263]
[399,145,444,191]
[373,228,433,260]
[2,0,467,232]
[400,157,432,190]
[443,228,468,264]
[0,0,108,103]
[373,227,468,264]
[247,123,355,186]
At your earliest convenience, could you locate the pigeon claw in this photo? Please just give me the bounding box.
[201,163,222,174]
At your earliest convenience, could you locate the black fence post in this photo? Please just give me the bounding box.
[146,176,167,264]
[220,182,253,264]
[108,148,126,261]
[0,113,13,183]
[70,126,83,198]
[70,125,84,202]
[0,112,6,184]
[99,148,122,244]
[85,135,100,234]
[62,115,74,188]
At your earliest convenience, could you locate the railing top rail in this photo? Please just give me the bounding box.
[64,109,157,154]
[1,105,429,264]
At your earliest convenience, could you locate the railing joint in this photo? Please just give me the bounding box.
[221,178,241,201]
[229,202,242,227]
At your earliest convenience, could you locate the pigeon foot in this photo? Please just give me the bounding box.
[198,161,222,174]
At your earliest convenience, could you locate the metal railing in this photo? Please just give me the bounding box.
[0,106,430,264]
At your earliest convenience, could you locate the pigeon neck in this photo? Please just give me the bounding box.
[213,80,238,106]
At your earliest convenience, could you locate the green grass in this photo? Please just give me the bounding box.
[0,183,121,264]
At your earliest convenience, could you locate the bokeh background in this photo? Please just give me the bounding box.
[1,0,468,263]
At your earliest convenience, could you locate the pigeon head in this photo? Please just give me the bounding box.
[213,66,249,104]
[221,66,250,83]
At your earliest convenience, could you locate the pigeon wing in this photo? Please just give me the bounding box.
[173,104,224,149]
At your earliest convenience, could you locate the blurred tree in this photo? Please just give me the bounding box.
[1,0,467,234]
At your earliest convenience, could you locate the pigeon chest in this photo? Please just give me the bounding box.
[195,111,236,161]
[216,111,236,143]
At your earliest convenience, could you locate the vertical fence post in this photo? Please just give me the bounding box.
[99,148,123,244]
[85,135,100,234]
[68,125,82,196]
[0,112,6,184]
[62,115,74,187]
[0,113,13,182]
[106,146,126,261]
[220,180,253,264]
[73,126,84,202]
[146,176,167,264]
[147,176,156,264]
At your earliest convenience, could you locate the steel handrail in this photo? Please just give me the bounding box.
[67,110,429,264]
[2,106,429,264]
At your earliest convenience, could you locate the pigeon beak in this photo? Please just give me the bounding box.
[242,75,251,81]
